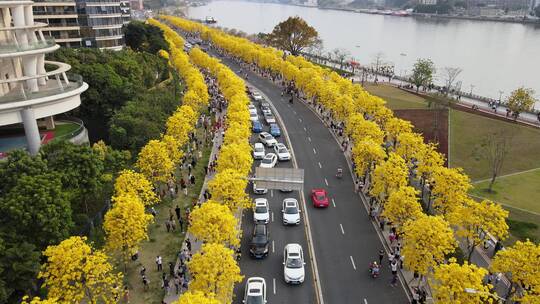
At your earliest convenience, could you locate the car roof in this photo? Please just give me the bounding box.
[260,132,270,136]
[254,143,264,148]
[270,123,279,128]
[254,224,267,234]
[284,198,298,205]
[275,143,286,148]
[264,153,276,158]
[247,277,265,295]
[313,188,326,194]
[254,198,268,205]
[286,243,302,254]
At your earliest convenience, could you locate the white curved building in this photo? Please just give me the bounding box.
[0,0,88,155]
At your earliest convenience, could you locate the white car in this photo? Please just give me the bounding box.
[282,198,301,225]
[283,243,305,284]
[253,198,270,224]
[243,277,267,304]
[248,104,257,115]
[274,143,291,161]
[258,132,277,147]
[259,153,277,168]
[253,143,265,160]
[253,182,268,195]
[264,113,276,124]
[252,91,264,101]
[250,112,259,122]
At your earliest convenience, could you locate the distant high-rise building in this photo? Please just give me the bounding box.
[531,0,539,10]
[32,0,130,50]
[130,0,144,10]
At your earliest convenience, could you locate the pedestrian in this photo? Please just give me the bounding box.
[175,205,181,220]
[390,259,398,287]
[142,275,149,291]
[378,249,385,264]
[140,265,146,277]
[388,251,395,265]
[180,178,187,195]
[186,238,192,252]
[190,174,196,185]
[411,287,420,304]
[156,255,163,271]
[123,286,130,303]
[151,207,157,217]
[163,276,170,295]
[165,220,171,232]
[169,262,175,276]
[174,276,181,294]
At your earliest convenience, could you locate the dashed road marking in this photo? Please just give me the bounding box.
[332,198,336,208]
[273,278,277,294]
[271,212,274,222]
[299,118,303,122]
[293,110,297,114]
[308,137,311,142]
[318,162,322,168]
[364,299,368,304]
[350,256,357,270]
[340,223,345,235]
[271,190,274,197]
[272,240,275,253]
[313,148,317,154]
[324,178,328,186]
[304,127,307,131]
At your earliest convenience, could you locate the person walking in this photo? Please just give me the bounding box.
[175,205,181,220]
[156,255,162,271]
[186,238,192,252]
[174,276,181,294]
[378,249,385,264]
[390,259,398,287]
[142,275,149,291]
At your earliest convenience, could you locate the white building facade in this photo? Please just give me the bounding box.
[0,0,88,155]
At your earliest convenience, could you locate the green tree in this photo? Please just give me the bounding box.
[124,21,169,54]
[41,141,104,216]
[0,173,73,249]
[265,16,321,55]
[0,149,48,193]
[411,58,436,92]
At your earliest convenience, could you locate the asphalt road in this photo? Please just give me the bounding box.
[218,53,408,304]
[233,89,316,303]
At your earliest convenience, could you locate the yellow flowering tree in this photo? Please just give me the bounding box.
[166,105,197,146]
[402,215,456,275]
[351,138,386,179]
[384,117,413,148]
[188,243,243,303]
[395,132,424,166]
[21,297,58,304]
[38,236,123,304]
[172,291,220,304]
[431,258,492,304]
[448,199,509,262]
[216,142,253,176]
[382,186,423,231]
[161,134,184,165]
[415,143,445,199]
[491,240,540,302]
[103,194,153,269]
[370,152,409,203]
[113,169,158,206]
[430,166,471,216]
[208,169,250,211]
[188,201,240,246]
[136,139,174,184]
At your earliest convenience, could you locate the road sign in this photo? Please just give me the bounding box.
[251,167,304,191]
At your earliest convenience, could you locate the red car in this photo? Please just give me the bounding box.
[311,188,329,208]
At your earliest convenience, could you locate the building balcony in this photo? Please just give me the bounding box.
[0,37,59,58]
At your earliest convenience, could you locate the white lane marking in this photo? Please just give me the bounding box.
[340,223,345,235]
[350,256,357,270]
[271,190,274,197]
[304,127,307,131]
[364,299,368,304]
[287,104,291,108]
[272,240,275,253]
[313,148,317,154]
[271,212,274,222]
[308,137,312,142]
[318,162,322,168]
[273,278,276,294]
[299,118,303,122]
[332,198,336,208]
[324,178,329,186]
[293,110,297,114]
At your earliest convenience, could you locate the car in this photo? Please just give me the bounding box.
[250,112,259,122]
[260,102,270,110]
[283,243,305,284]
[259,153,277,168]
[273,143,291,161]
[253,198,270,224]
[252,143,265,160]
[282,198,301,225]
[249,224,270,258]
[269,123,281,137]
[258,132,277,147]
[264,113,276,124]
[253,182,268,195]
[280,188,294,193]
[311,188,329,208]
[252,121,263,133]
[243,277,267,304]
[262,107,272,116]
[252,91,263,101]
[248,104,257,115]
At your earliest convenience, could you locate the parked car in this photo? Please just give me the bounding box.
[258,132,277,147]
[274,143,291,161]
[250,112,259,122]
[260,102,270,110]
[252,91,264,101]
[282,198,301,225]
[270,123,281,137]
[253,182,268,195]
[264,113,276,124]
[248,104,257,115]
[250,224,270,258]
[283,243,305,284]
[253,198,270,224]
[311,188,329,208]
[260,153,277,168]
[252,121,263,133]
[252,143,265,160]
[243,277,267,303]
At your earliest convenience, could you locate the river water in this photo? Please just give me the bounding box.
[187,0,540,107]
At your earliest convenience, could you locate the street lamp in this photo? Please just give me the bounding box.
[464,288,506,303]
[470,84,475,95]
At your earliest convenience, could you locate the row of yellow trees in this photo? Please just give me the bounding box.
[162,15,540,303]
[22,19,212,304]
[150,19,254,303]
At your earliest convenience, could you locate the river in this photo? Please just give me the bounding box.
[187,0,540,108]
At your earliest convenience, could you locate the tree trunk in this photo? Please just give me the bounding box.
[467,240,475,262]
[488,173,497,192]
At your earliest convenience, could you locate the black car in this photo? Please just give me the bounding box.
[250,224,269,259]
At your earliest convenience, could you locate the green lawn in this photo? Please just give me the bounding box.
[364,83,429,110]
[53,122,80,139]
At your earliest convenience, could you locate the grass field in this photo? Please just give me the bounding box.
[365,83,540,244]
[53,122,80,139]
